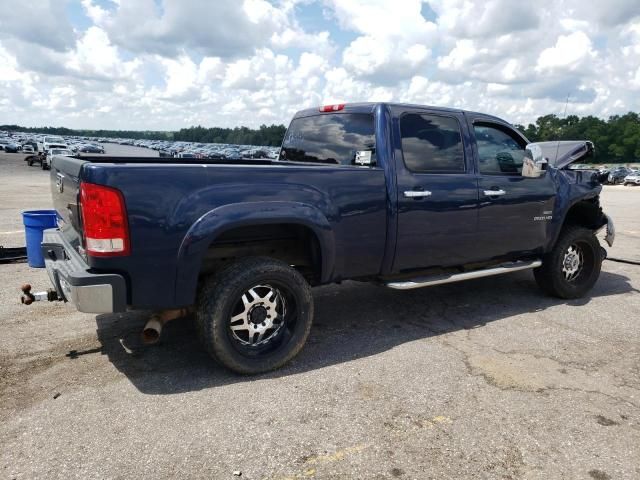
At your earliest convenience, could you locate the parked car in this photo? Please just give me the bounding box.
[623,171,640,186]
[78,144,104,154]
[32,148,73,170]
[28,102,614,374]
[4,142,21,153]
[42,136,68,154]
[22,144,35,154]
[608,167,631,184]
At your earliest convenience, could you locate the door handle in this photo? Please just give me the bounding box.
[404,190,432,198]
[483,189,506,196]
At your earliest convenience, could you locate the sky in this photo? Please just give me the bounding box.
[0,0,639,131]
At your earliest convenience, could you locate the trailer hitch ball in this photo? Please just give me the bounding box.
[20,284,59,305]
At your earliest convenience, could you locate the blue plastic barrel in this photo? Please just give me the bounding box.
[22,210,58,268]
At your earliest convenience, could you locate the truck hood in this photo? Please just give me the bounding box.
[529,141,594,169]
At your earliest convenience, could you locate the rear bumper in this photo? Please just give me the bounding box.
[41,229,127,313]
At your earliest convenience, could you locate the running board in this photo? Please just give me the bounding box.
[386,260,542,290]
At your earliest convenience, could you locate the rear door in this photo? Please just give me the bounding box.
[470,119,556,259]
[392,108,480,272]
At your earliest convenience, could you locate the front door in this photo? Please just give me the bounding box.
[472,122,556,260]
[392,110,480,272]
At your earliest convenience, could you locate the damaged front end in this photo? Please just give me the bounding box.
[527,140,615,248]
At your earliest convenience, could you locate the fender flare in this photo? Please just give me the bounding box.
[174,201,335,305]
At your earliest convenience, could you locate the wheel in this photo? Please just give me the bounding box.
[534,226,602,299]
[196,257,313,374]
[27,158,33,166]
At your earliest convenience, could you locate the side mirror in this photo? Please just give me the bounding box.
[522,144,548,178]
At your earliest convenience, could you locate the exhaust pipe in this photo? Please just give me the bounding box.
[141,308,191,345]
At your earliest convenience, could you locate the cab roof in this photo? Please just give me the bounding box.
[292,102,508,124]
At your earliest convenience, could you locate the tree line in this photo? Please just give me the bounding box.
[173,124,286,146]
[515,112,640,163]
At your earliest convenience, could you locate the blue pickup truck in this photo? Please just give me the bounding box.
[37,102,614,373]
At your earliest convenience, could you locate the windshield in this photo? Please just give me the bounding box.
[44,136,65,143]
[280,113,375,165]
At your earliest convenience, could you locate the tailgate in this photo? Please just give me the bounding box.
[49,155,88,254]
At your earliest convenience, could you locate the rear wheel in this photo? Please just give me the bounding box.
[196,257,313,374]
[534,226,602,299]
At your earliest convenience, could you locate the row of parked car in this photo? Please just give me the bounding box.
[599,166,640,185]
[1,130,280,161]
[98,137,280,160]
[0,134,99,170]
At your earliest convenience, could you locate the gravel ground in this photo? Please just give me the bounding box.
[0,151,638,480]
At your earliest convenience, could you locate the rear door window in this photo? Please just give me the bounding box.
[280,113,375,166]
[400,113,465,173]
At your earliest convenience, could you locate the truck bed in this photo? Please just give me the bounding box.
[50,154,389,308]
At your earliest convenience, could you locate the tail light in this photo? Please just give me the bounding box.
[319,104,345,112]
[79,182,130,256]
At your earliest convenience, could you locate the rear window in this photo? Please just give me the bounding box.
[280,113,375,166]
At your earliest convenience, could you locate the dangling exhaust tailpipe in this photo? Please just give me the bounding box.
[141,307,192,345]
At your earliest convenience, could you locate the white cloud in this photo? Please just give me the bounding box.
[536,32,596,72]
[432,0,540,38]
[438,39,476,71]
[0,0,639,131]
[94,0,291,58]
[0,0,75,52]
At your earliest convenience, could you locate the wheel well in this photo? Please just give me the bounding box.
[200,223,322,284]
[563,198,605,230]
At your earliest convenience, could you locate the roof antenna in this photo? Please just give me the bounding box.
[554,93,570,163]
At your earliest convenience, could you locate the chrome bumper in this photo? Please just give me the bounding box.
[41,229,127,313]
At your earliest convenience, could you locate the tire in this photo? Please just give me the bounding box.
[534,226,602,299]
[27,158,33,166]
[196,257,313,374]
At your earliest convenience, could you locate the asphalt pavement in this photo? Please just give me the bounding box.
[0,150,638,479]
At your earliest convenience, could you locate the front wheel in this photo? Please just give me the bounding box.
[534,226,602,299]
[196,257,313,374]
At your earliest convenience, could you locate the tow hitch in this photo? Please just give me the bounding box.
[20,284,61,305]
